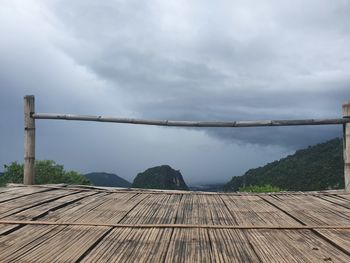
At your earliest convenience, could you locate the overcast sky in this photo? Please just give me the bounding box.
[1,0,349,184]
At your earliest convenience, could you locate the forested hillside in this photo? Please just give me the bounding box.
[224,138,344,192]
[84,172,131,187]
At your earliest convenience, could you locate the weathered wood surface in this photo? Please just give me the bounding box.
[24,95,35,185]
[343,101,350,191]
[247,229,350,262]
[261,194,350,225]
[0,185,350,262]
[33,112,350,127]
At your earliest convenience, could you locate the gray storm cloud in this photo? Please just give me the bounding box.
[0,0,349,184]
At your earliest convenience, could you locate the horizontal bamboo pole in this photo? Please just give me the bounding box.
[1,220,350,230]
[32,113,350,127]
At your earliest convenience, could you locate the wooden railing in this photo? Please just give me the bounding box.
[23,95,350,191]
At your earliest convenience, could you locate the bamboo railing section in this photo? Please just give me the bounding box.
[32,113,350,127]
[24,96,35,185]
[343,103,350,191]
[23,95,350,191]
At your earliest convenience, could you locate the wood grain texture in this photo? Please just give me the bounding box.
[24,95,35,185]
[0,185,349,262]
[262,194,350,226]
[343,102,350,191]
[247,229,350,262]
[33,112,350,127]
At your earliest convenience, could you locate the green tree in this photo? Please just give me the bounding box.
[223,138,344,192]
[0,160,90,186]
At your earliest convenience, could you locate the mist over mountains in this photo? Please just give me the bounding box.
[82,137,344,192]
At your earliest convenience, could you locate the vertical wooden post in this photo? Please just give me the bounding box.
[24,95,35,185]
[343,102,350,192]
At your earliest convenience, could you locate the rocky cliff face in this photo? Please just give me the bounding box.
[132,165,188,190]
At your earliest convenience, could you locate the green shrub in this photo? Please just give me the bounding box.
[238,184,282,193]
[0,160,90,186]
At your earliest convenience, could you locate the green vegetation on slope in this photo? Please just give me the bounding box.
[223,138,344,192]
[132,165,188,190]
[84,172,131,187]
[0,160,90,186]
[238,184,282,193]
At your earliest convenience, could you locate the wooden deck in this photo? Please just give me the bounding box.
[0,185,350,262]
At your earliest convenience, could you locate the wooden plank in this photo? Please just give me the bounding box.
[38,192,110,221]
[199,194,236,225]
[208,229,260,262]
[221,195,300,226]
[165,228,213,263]
[0,186,29,193]
[81,227,173,263]
[335,193,350,201]
[0,191,109,236]
[0,189,78,219]
[39,192,118,222]
[176,194,223,225]
[0,225,62,261]
[80,193,186,262]
[4,191,97,221]
[0,190,97,235]
[317,194,350,209]
[262,194,350,225]
[0,188,349,262]
[0,190,115,245]
[41,192,148,224]
[69,192,147,224]
[247,229,350,262]
[0,186,51,203]
[120,193,182,224]
[0,225,109,262]
[1,225,348,262]
[317,229,350,253]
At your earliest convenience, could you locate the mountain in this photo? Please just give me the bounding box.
[84,172,131,187]
[223,138,344,192]
[132,165,189,190]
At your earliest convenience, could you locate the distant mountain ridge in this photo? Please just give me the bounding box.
[132,165,188,190]
[224,138,344,192]
[84,172,131,187]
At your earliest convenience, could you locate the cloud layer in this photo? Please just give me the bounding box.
[1,0,349,183]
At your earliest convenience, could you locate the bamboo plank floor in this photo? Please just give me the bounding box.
[0,185,350,262]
